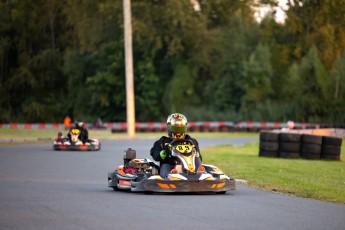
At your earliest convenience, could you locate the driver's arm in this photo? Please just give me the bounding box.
[191,138,202,160]
[84,128,89,141]
[150,138,164,161]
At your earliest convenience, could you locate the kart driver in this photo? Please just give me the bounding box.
[150,113,203,178]
[67,120,89,143]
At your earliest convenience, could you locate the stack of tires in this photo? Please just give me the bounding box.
[259,131,279,157]
[279,132,301,159]
[321,136,343,160]
[259,131,342,161]
[301,134,323,160]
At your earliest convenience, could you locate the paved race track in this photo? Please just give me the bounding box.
[0,137,344,230]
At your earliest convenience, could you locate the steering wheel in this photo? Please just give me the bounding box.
[169,138,194,147]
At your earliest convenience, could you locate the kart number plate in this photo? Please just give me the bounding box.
[119,180,131,186]
[71,129,80,135]
[175,144,192,152]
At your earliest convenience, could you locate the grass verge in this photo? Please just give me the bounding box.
[203,142,345,204]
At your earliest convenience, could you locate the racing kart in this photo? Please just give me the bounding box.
[108,139,235,193]
[53,130,101,151]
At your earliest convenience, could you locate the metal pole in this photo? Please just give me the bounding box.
[123,0,135,137]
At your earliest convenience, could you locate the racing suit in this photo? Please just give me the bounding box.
[150,134,202,178]
[67,126,89,143]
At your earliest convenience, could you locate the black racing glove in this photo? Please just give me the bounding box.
[164,143,172,155]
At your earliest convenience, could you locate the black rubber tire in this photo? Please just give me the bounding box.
[322,136,342,146]
[279,141,301,152]
[301,143,322,154]
[280,133,301,142]
[301,152,321,160]
[111,181,119,191]
[144,191,154,194]
[321,145,341,155]
[259,150,278,158]
[216,191,227,194]
[260,131,279,142]
[260,141,279,151]
[279,151,300,159]
[301,134,322,145]
[322,154,340,160]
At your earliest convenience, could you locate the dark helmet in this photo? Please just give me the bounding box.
[167,113,188,139]
[75,119,84,128]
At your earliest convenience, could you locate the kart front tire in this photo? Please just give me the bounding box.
[216,191,226,194]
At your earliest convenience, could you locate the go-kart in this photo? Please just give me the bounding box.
[53,130,101,151]
[108,139,235,193]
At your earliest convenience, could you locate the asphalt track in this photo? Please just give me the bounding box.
[0,137,344,230]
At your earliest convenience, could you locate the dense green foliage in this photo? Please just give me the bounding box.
[1,0,345,124]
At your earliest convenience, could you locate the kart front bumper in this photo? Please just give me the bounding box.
[131,178,236,193]
[53,144,100,151]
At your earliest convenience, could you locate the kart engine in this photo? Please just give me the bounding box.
[126,160,158,175]
[123,148,159,175]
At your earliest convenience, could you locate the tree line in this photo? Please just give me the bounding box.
[1,0,344,124]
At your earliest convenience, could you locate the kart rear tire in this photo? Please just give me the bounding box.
[112,179,119,191]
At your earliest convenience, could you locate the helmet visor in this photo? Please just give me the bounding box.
[170,125,187,134]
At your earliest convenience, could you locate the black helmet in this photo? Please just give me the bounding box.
[167,113,187,139]
[75,119,84,128]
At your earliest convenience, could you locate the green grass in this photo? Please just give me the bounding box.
[203,142,345,204]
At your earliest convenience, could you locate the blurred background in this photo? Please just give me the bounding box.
[1,0,344,125]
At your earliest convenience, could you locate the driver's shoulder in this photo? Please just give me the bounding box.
[185,134,198,143]
[185,134,195,140]
[160,136,171,142]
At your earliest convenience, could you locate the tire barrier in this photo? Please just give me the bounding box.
[301,134,322,160]
[259,131,343,161]
[321,136,343,160]
[279,133,302,159]
[259,131,279,157]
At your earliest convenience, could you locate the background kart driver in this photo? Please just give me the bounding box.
[67,120,89,143]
